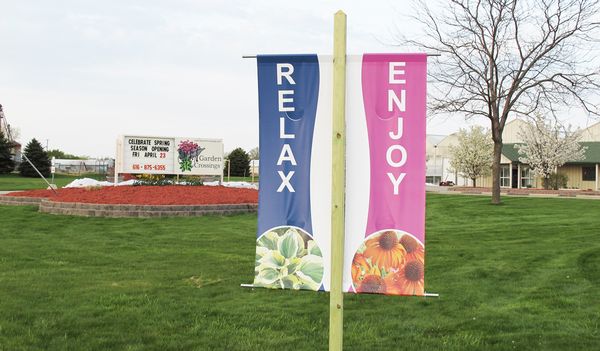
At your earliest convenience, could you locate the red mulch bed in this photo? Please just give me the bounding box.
[4,186,258,205]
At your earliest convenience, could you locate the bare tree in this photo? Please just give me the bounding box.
[401,0,600,204]
[248,147,259,160]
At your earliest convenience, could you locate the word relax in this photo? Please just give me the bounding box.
[275,63,297,193]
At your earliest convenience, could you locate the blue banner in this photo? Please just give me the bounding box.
[256,55,319,235]
[254,54,325,291]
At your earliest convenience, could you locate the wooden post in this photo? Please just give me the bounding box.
[329,10,346,351]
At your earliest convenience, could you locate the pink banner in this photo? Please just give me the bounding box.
[350,54,427,296]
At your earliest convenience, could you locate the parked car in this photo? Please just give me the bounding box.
[439,180,455,186]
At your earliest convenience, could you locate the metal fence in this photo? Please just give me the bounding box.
[52,159,115,175]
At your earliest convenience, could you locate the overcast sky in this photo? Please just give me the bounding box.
[0,0,596,157]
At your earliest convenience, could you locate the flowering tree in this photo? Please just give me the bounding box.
[449,126,494,187]
[515,115,586,189]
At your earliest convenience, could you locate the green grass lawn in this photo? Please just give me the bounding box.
[0,174,106,191]
[0,194,599,350]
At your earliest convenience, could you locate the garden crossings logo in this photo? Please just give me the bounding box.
[177,140,205,172]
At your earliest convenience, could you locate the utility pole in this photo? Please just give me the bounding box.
[0,104,6,136]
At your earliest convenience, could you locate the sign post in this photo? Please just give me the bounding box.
[329,10,346,351]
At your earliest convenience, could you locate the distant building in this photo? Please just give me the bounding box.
[52,158,115,175]
[425,134,447,184]
[429,119,600,190]
[10,142,22,163]
[0,104,22,163]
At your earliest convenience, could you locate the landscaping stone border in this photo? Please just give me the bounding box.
[0,196,43,206]
[38,200,258,217]
[1,196,257,217]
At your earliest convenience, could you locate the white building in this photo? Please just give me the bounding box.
[428,119,600,190]
[52,158,114,175]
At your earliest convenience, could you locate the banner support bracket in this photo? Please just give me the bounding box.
[242,54,441,59]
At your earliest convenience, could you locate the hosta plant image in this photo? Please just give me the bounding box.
[254,227,324,291]
[351,230,425,296]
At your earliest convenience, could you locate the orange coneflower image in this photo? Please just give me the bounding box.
[386,260,425,296]
[351,253,370,283]
[363,230,407,270]
[356,274,387,294]
[352,230,425,296]
[400,234,425,264]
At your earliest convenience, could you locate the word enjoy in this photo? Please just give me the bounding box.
[386,62,407,195]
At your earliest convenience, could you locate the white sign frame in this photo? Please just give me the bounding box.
[115,135,224,180]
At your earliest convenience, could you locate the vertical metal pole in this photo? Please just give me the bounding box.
[433,145,437,184]
[596,163,600,190]
[441,157,445,181]
[51,157,55,186]
[329,10,346,351]
[114,139,119,186]
[221,144,225,184]
[509,162,512,188]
